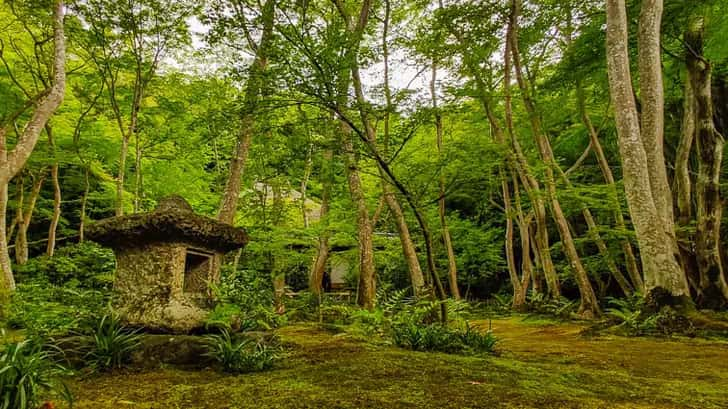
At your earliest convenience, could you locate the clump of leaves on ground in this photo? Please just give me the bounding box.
[309,286,499,354]
[203,329,280,373]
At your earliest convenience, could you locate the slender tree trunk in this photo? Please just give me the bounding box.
[675,69,700,295]
[79,167,89,242]
[0,0,65,292]
[496,21,560,300]
[0,183,11,293]
[116,134,128,216]
[605,0,690,307]
[638,0,674,234]
[575,80,644,292]
[46,125,61,257]
[431,63,460,299]
[133,139,142,213]
[341,125,376,309]
[309,148,332,295]
[16,172,46,265]
[510,0,599,316]
[510,171,531,309]
[8,176,23,245]
[217,0,275,224]
[300,143,313,228]
[377,0,426,296]
[46,164,61,257]
[686,18,728,307]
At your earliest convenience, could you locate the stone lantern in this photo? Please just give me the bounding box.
[87,195,248,333]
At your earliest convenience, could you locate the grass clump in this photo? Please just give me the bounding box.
[0,338,73,409]
[80,314,141,372]
[204,329,279,373]
[392,321,498,354]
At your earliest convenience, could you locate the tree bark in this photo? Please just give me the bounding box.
[341,126,376,309]
[46,125,61,257]
[510,170,531,310]
[217,0,276,224]
[686,18,728,307]
[79,167,90,242]
[431,63,460,299]
[575,80,644,292]
[15,171,46,265]
[675,67,700,295]
[380,1,426,296]
[638,0,675,234]
[605,0,690,306]
[309,148,332,295]
[509,0,599,317]
[499,19,560,300]
[0,0,65,291]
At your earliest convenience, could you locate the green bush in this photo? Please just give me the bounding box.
[8,282,108,338]
[15,242,115,289]
[81,314,140,372]
[0,339,73,409]
[392,322,461,352]
[209,269,284,331]
[456,321,498,353]
[203,330,279,373]
[526,292,578,319]
[391,321,499,354]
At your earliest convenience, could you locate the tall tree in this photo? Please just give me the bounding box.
[0,0,66,291]
[77,0,192,216]
[212,0,276,225]
[685,14,728,307]
[605,0,690,306]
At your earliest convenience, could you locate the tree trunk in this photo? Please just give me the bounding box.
[675,68,700,296]
[498,21,561,300]
[300,143,313,228]
[133,138,143,213]
[509,0,599,317]
[16,172,46,265]
[0,183,12,294]
[309,148,332,295]
[605,0,690,307]
[638,0,674,234]
[79,167,90,242]
[217,0,275,225]
[341,126,376,309]
[431,63,460,299]
[686,18,728,307]
[116,135,129,216]
[0,0,65,292]
[510,171,531,310]
[46,125,61,257]
[575,80,644,292]
[378,2,426,296]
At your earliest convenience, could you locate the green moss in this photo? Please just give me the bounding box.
[54,318,728,408]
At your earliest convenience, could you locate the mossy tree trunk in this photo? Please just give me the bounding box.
[605,0,691,307]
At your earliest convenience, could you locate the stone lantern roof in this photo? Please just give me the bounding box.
[86,195,248,252]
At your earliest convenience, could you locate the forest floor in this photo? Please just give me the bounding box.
[62,316,728,409]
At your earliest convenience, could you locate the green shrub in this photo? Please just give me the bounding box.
[8,282,108,338]
[392,323,460,352]
[209,269,284,330]
[81,314,140,372]
[203,330,279,373]
[526,292,578,319]
[0,339,73,409]
[15,242,115,290]
[457,321,498,353]
[392,321,498,354]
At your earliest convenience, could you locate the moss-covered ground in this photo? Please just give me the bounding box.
[63,317,728,408]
